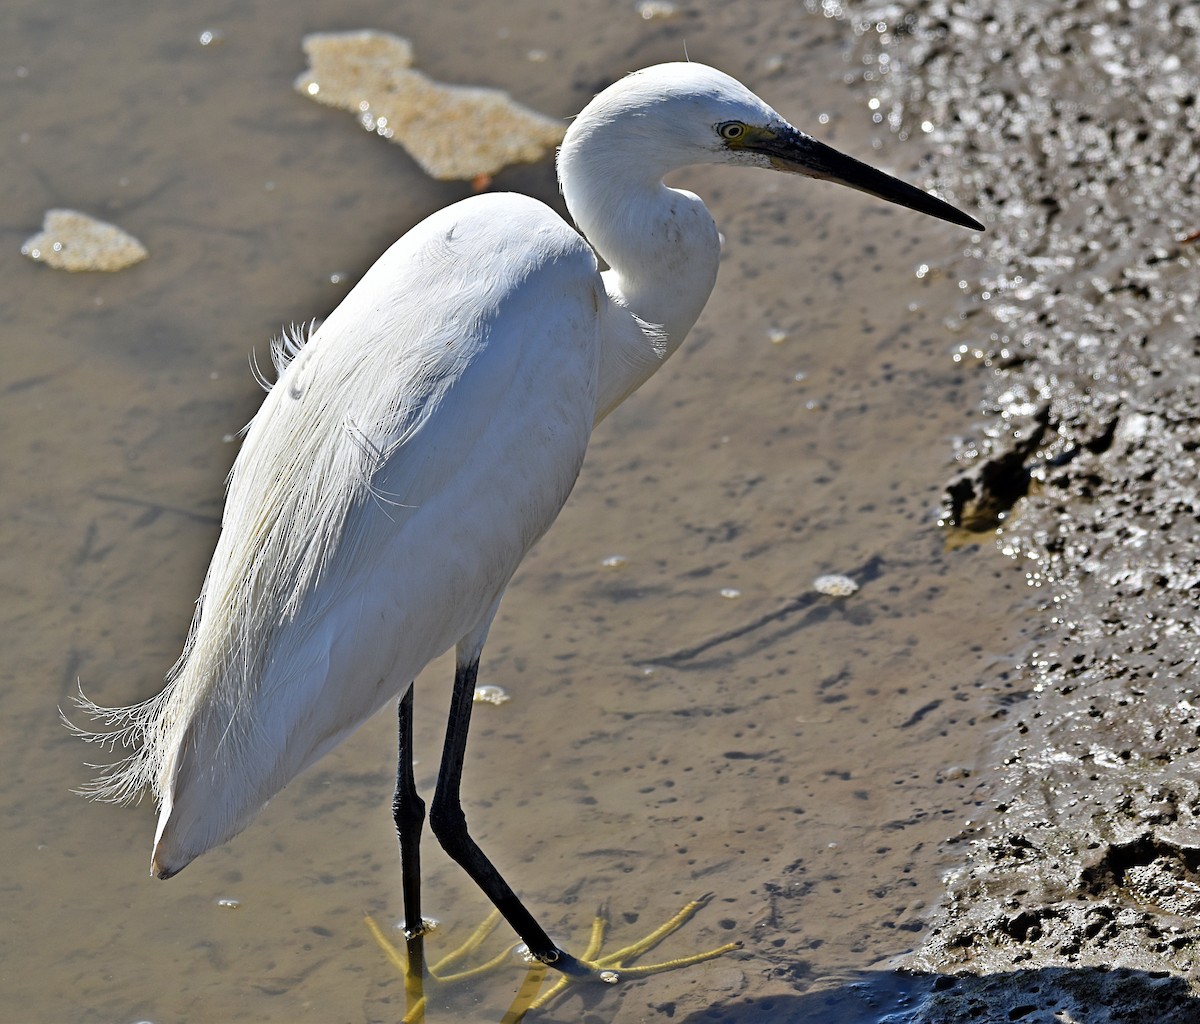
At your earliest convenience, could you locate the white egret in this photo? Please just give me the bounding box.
[75,63,981,982]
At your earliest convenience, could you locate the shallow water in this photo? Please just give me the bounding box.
[1,1,1026,1021]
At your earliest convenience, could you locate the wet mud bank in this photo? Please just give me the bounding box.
[833,0,1200,1018]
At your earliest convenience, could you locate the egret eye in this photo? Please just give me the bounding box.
[718,121,746,141]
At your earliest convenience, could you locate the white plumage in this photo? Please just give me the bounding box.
[75,63,980,970]
[81,195,606,874]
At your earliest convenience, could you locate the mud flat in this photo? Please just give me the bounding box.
[832,0,1200,1018]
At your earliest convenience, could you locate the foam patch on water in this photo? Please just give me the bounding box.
[22,209,148,272]
[295,31,564,181]
[814,573,859,597]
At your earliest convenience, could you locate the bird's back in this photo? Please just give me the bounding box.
[86,193,605,876]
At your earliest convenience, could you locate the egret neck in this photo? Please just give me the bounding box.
[558,111,722,420]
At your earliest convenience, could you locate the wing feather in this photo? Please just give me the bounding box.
[73,193,605,872]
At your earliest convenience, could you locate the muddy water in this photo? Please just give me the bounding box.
[1,2,1025,1022]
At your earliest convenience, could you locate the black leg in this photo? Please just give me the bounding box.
[428,655,588,976]
[393,685,427,938]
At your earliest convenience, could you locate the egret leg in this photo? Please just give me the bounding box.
[393,684,428,937]
[428,655,588,974]
[394,685,429,1020]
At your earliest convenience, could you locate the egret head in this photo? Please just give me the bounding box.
[563,62,982,232]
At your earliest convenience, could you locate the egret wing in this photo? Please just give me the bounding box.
[84,194,606,875]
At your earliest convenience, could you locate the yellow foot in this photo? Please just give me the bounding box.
[527,893,740,1012]
[366,909,535,1023]
[366,895,739,1022]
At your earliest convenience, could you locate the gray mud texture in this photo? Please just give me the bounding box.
[831,0,1200,1019]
